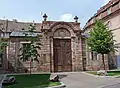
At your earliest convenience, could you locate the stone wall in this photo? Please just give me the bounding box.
[7,34,51,72]
[37,33,51,72]
[73,37,83,71]
[86,54,109,71]
[7,40,17,71]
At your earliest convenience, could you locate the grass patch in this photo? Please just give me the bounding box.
[107,71,120,76]
[87,71,97,75]
[3,74,61,88]
[87,71,120,76]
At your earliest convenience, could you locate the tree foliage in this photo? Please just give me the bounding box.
[87,20,115,54]
[19,24,42,73]
[0,38,8,54]
[0,38,8,66]
[87,20,115,70]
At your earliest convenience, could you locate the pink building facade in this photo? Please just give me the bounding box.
[84,0,120,69]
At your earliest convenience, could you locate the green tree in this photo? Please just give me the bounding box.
[87,20,115,70]
[19,24,41,73]
[0,38,8,63]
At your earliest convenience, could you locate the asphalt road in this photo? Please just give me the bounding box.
[103,83,120,88]
[55,72,120,88]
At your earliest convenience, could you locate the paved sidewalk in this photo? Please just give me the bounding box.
[55,72,120,88]
[0,75,5,88]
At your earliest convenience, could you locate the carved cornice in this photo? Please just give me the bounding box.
[50,22,74,30]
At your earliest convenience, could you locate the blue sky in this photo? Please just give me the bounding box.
[0,0,110,28]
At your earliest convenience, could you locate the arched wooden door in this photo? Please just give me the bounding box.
[53,39,72,72]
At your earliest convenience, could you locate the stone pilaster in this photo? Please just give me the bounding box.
[73,37,83,71]
[71,37,75,71]
[49,36,53,72]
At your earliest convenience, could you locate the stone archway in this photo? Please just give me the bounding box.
[48,22,82,72]
[53,28,72,72]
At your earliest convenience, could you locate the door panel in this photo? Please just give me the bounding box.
[53,39,72,72]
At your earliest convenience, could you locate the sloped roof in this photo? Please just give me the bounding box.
[10,31,40,37]
[0,20,42,32]
[0,19,82,33]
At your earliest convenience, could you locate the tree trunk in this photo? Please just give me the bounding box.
[102,54,106,70]
[30,59,32,74]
